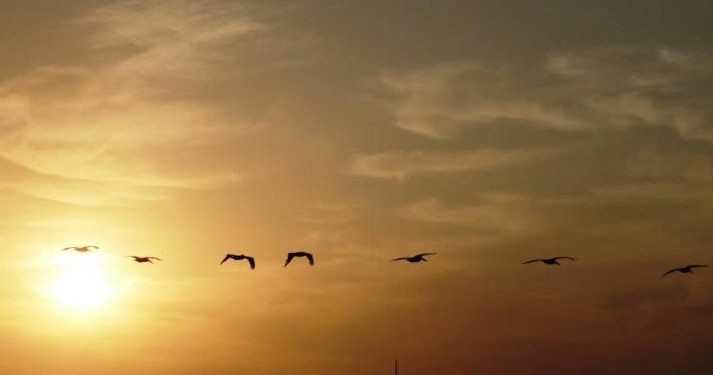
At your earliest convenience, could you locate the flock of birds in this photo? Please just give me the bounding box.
[61,246,707,277]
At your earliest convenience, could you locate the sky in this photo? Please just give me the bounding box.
[2,0,713,374]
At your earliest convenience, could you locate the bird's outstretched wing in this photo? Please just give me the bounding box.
[661,268,680,278]
[246,256,256,269]
[415,252,436,257]
[284,253,295,267]
[391,257,409,261]
[523,259,544,264]
[88,246,99,249]
[305,253,314,265]
[689,264,709,269]
[148,257,162,261]
[127,256,139,260]
[220,254,232,265]
[554,256,577,261]
[62,247,76,251]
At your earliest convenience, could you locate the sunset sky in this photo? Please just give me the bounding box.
[2,1,713,374]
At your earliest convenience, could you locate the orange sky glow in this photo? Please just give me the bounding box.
[2,1,713,374]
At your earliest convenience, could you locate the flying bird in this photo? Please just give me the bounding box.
[391,253,436,263]
[661,264,709,278]
[284,251,314,267]
[62,245,99,252]
[220,253,255,269]
[523,256,576,265]
[127,256,162,264]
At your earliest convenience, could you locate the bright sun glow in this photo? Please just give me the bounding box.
[47,253,116,312]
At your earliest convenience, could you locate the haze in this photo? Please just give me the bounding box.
[1,1,713,374]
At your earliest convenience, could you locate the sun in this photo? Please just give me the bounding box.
[47,252,116,312]
[50,269,114,311]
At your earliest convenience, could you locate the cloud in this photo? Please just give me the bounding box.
[546,48,713,140]
[400,194,536,233]
[298,200,357,225]
[627,150,713,183]
[380,62,585,139]
[583,150,713,210]
[0,0,309,203]
[349,148,552,180]
[74,0,263,79]
[382,47,713,142]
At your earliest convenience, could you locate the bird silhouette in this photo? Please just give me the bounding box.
[127,256,162,264]
[220,253,255,269]
[523,256,576,265]
[62,245,99,252]
[391,253,436,263]
[661,264,708,278]
[284,251,314,267]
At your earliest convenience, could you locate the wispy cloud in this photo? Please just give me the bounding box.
[585,150,713,206]
[349,148,554,180]
[380,62,586,139]
[298,200,357,225]
[382,48,713,142]
[0,0,306,203]
[400,194,536,233]
[75,0,263,79]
